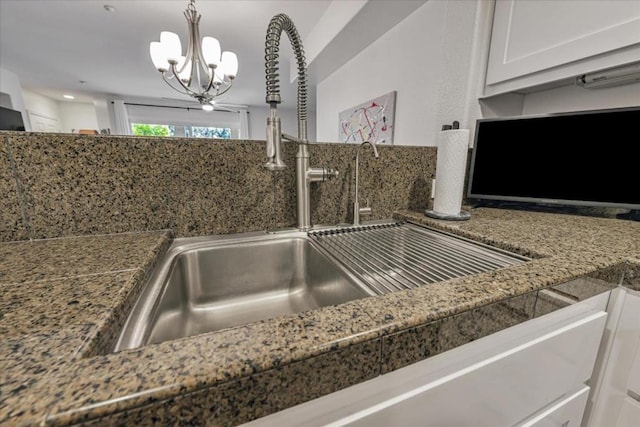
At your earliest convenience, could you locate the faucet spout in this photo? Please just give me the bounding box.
[263,13,337,231]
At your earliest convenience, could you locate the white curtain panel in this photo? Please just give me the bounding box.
[239,108,249,139]
[112,100,132,135]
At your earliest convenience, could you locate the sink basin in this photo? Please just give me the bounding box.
[114,232,372,351]
[114,222,528,352]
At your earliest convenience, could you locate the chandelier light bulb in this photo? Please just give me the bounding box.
[149,42,169,71]
[221,51,238,79]
[150,0,237,105]
[213,68,224,84]
[160,31,182,63]
[202,37,221,68]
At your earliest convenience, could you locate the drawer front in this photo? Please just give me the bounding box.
[520,386,590,427]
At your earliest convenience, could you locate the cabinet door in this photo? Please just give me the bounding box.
[627,338,640,396]
[485,0,640,95]
[617,397,640,427]
[585,288,640,426]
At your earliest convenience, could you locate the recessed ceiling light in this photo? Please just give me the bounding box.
[104,5,116,13]
[63,94,75,100]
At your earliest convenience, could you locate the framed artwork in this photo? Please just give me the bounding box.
[338,91,396,144]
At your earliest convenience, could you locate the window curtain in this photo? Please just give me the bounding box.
[239,108,249,139]
[112,100,132,135]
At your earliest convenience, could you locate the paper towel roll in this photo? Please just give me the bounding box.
[432,129,470,216]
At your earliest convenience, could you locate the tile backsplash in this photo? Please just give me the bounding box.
[1,132,436,241]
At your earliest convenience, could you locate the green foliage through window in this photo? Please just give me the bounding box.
[188,126,231,139]
[131,123,175,136]
[131,123,232,139]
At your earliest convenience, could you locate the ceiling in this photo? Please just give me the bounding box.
[0,0,333,108]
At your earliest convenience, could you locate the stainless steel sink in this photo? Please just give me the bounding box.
[113,231,373,352]
[114,222,529,352]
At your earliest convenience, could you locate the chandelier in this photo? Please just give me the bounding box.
[149,0,238,111]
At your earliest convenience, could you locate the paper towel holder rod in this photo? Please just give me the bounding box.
[442,121,460,131]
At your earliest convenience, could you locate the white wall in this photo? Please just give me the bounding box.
[23,89,63,122]
[522,82,640,115]
[58,102,99,133]
[316,0,480,146]
[0,66,29,130]
[93,97,112,133]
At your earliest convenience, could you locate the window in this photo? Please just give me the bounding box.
[186,126,232,139]
[126,103,242,139]
[131,123,175,136]
[131,124,233,139]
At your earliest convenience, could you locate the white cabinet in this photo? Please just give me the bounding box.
[243,292,609,427]
[520,386,590,427]
[484,0,640,96]
[628,341,640,395]
[618,397,640,427]
[586,288,640,427]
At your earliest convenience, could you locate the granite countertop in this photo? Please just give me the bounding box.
[2,208,639,426]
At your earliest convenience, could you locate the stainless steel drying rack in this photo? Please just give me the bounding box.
[308,222,529,295]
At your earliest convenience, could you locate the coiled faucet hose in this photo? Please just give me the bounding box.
[265,13,308,121]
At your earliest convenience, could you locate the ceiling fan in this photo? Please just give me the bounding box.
[159,96,241,113]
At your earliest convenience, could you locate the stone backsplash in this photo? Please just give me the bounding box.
[1,132,436,241]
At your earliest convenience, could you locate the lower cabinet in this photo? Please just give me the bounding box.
[586,287,640,427]
[618,397,640,427]
[242,292,609,427]
[520,386,590,427]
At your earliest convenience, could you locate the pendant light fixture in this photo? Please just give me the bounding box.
[149,0,238,111]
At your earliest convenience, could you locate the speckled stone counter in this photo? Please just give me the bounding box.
[2,207,639,426]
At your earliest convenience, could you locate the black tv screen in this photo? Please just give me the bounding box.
[467,106,640,210]
[0,106,26,131]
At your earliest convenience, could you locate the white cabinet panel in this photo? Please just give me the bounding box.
[586,288,640,427]
[485,0,640,96]
[617,397,640,427]
[627,339,640,395]
[243,293,608,427]
[520,386,590,427]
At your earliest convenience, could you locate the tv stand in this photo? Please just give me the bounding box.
[471,201,639,222]
[616,210,640,222]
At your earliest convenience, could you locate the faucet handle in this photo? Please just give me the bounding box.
[325,168,339,179]
[358,206,372,216]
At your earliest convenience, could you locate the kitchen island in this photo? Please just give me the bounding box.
[1,207,639,426]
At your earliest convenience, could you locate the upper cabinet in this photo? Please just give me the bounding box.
[484,0,640,97]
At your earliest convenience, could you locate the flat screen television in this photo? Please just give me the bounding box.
[0,106,26,131]
[467,106,640,214]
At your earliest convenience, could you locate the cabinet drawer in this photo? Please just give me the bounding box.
[520,386,590,427]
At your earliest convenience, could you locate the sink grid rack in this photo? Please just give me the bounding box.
[308,222,529,295]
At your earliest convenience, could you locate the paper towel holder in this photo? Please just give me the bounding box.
[425,121,471,221]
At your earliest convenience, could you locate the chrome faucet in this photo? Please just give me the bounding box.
[264,13,338,231]
[353,141,379,226]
